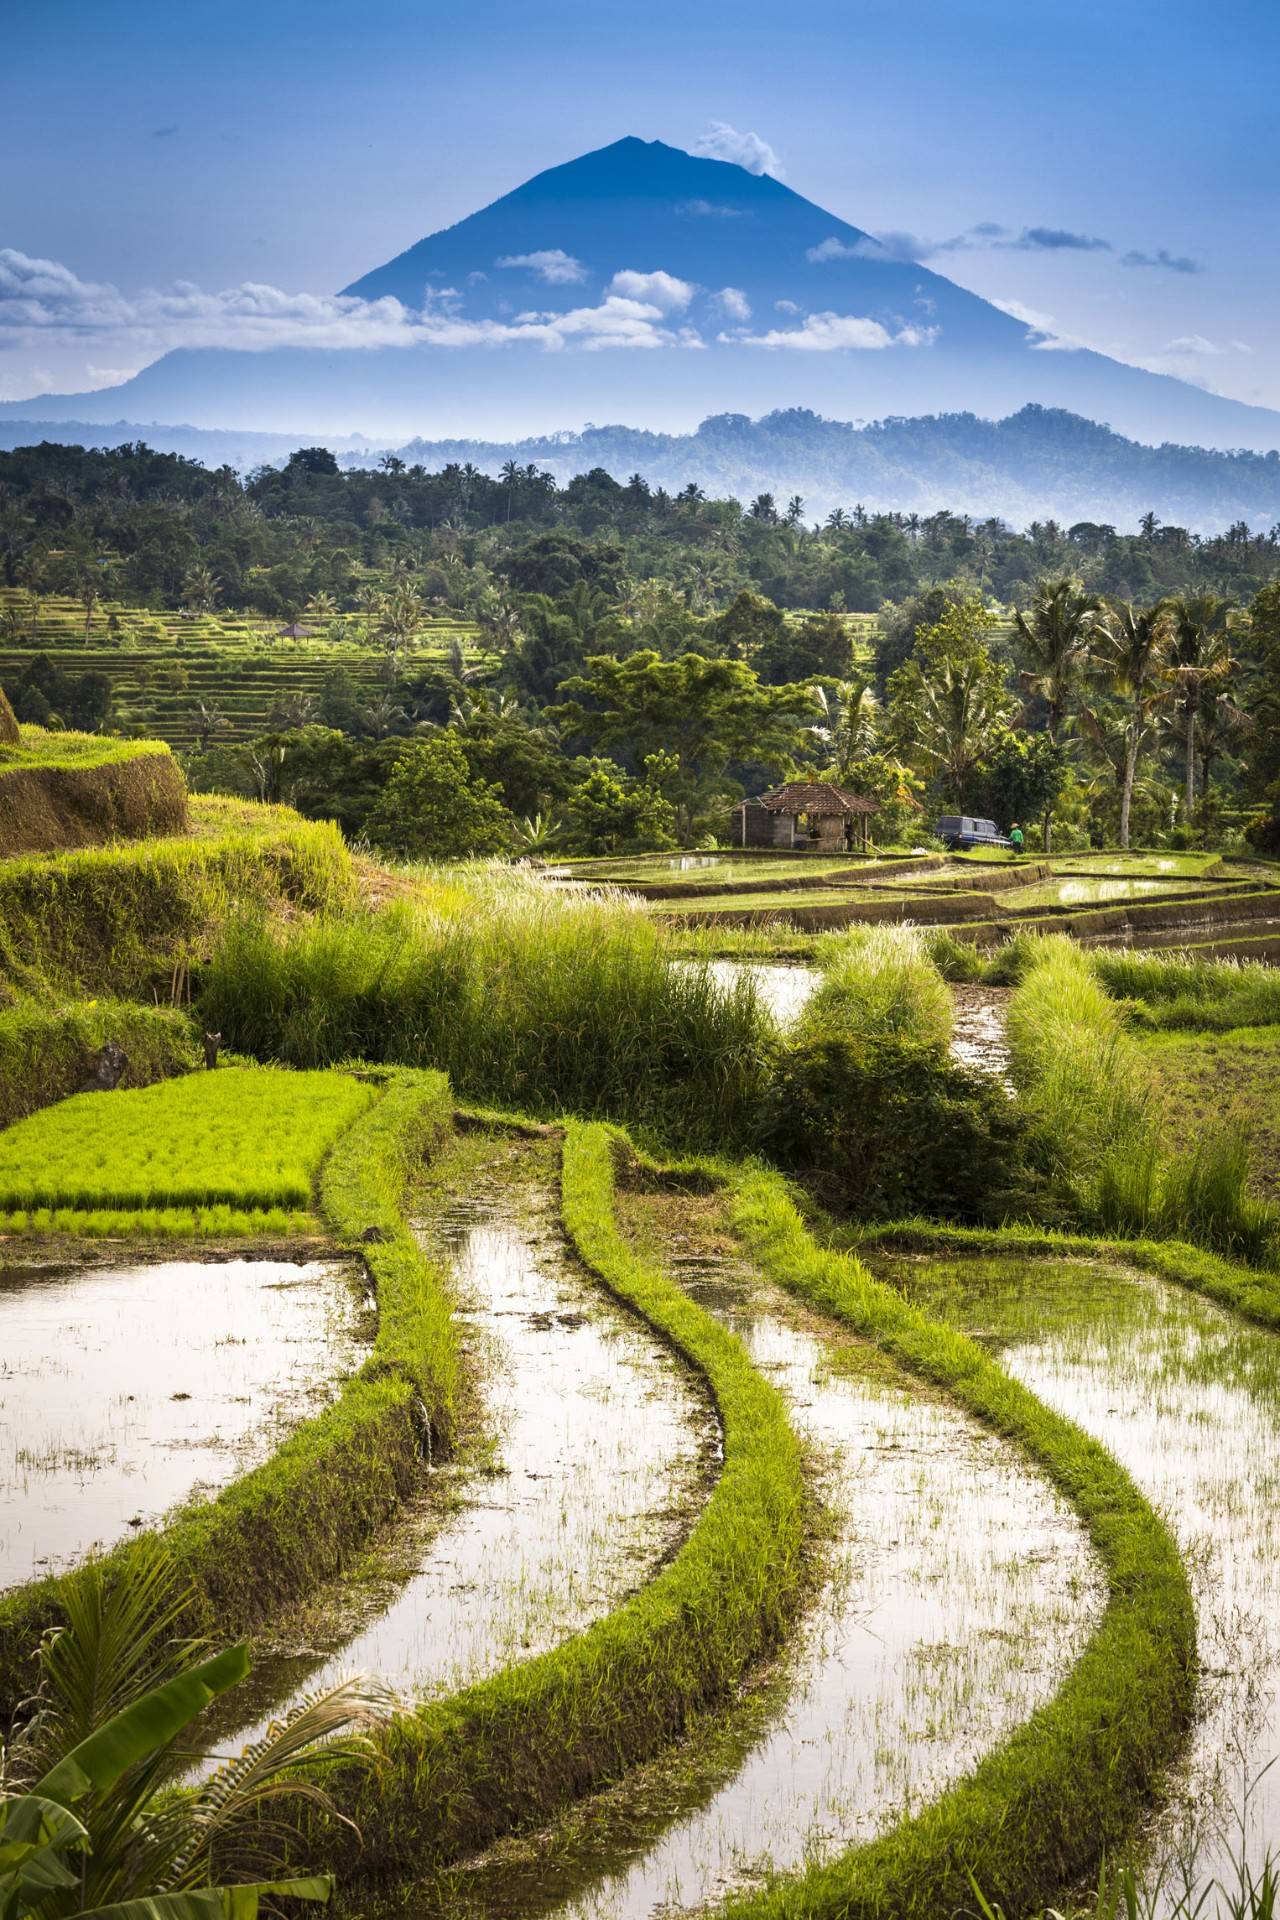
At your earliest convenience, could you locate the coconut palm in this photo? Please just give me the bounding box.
[1013,576,1103,849]
[890,650,1016,810]
[806,676,880,783]
[1090,598,1173,848]
[1,1546,384,1920]
[1159,593,1240,822]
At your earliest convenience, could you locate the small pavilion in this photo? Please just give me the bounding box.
[734,781,880,852]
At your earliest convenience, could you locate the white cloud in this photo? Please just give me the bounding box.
[692,122,784,178]
[991,296,1059,334]
[774,298,800,315]
[806,236,874,264]
[494,249,587,284]
[714,286,752,321]
[728,310,938,351]
[606,269,695,312]
[1162,333,1252,357]
[0,247,708,378]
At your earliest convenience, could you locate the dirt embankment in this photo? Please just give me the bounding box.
[0,749,188,855]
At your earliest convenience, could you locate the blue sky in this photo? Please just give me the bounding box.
[4,0,1278,405]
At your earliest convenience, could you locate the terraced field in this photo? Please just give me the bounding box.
[0,589,483,745]
[6,876,1280,1919]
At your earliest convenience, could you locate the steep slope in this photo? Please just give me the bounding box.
[4,137,1278,453]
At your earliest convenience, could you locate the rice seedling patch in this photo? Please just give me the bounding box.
[0,1066,377,1216]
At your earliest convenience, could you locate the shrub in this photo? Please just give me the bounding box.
[760,1033,1041,1223]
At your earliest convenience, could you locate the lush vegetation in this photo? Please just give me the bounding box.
[1007,936,1278,1259]
[4,443,1280,860]
[198,879,777,1148]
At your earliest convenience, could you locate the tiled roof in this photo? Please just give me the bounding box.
[754,781,880,816]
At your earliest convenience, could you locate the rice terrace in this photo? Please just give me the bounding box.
[7,9,1280,1920]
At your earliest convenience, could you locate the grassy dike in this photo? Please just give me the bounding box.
[293,1118,808,1896]
[0,802,355,997]
[0,1068,457,1723]
[0,994,198,1126]
[721,1169,1196,1920]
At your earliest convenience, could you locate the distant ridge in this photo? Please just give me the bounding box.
[5,405,1280,532]
[4,136,1279,457]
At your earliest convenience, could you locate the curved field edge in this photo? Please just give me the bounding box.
[717,1169,1195,1920]
[289,1117,808,1895]
[0,1067,457,1721]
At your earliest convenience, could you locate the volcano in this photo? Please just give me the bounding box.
[5,136,1278,453]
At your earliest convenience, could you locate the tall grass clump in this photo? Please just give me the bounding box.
[925,927,1038,986]
[200,875,777,1149]
[802,924,954,1049]
[1093,947,1280,1032]
[1010,936,1277,1261]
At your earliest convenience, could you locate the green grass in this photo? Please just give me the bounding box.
[1142,1025,1280,1204]
[0,994,198,1127]
[722,1168,1195,1920]
[1007,936,1278,1261]
[290,1117,808,1893]
[0,727,176,772]
[1093,947,1280,1031]
[798,923,954,1049]
[199,876,778,1150]
[0,796,355,995]
[0,1069,458,1718]
[0,1065,376,1214]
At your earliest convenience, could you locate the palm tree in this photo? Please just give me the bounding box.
[891,652,1016,809]
[1014,576,1103,848]
[806,676,879,783]
[1090,598,1172,848]
[1159,593,1239,823]
[1,1545,383,1920]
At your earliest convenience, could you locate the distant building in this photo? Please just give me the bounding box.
[734,781,880,852]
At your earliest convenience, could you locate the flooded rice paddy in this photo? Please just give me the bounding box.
[428,1198,1101,1919]
[0,1255,366,1590]
[1005,875,1209,909]
[867,1250,1280,1898]
[225,1142,712,1740]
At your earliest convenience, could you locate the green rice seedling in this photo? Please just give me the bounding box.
[801,924,954,1050]
[199,875,778,1149]
[0,1066,375,1213]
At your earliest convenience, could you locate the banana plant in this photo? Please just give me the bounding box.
[1,1548,382,1920]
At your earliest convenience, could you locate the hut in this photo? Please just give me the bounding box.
[734,781,880,852]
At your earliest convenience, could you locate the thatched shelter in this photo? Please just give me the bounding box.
[734,781,880,852]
